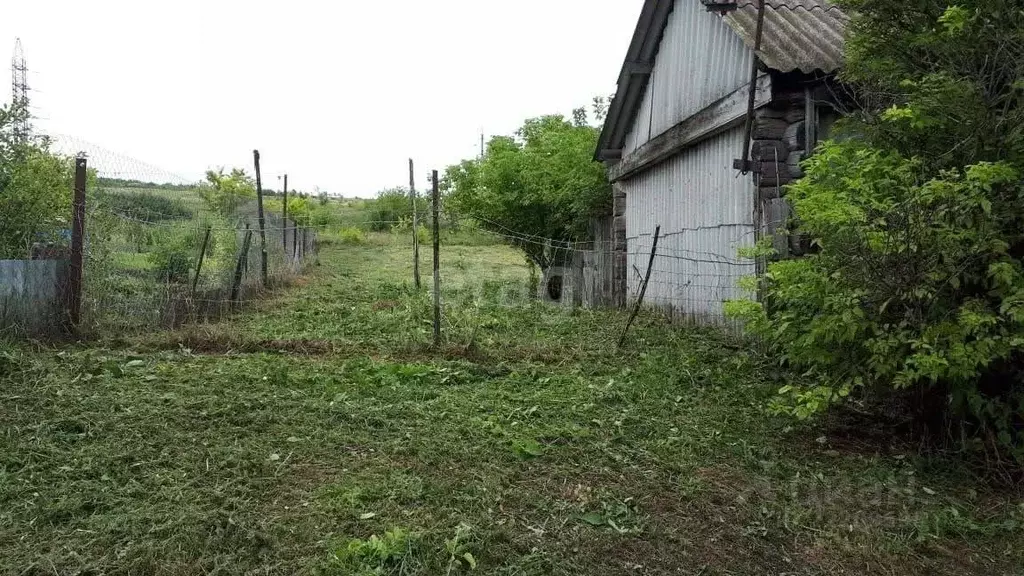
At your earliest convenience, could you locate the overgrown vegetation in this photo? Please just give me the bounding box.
[147,227,200,283]
[729,1,1024,464]
[366,187,427,232]
[443,106,610,268]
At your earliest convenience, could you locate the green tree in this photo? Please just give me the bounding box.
[199,168,256,217]
[729,1,1024,460]
[366,187,425,232]
[442,111,610,268]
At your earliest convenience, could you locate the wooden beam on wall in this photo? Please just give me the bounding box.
[608,74,772,183]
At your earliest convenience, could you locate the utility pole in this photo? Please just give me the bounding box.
[10,39,30,143]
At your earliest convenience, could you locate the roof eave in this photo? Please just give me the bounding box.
[595,0,674,162]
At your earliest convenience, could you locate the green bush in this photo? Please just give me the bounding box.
[366,188,425,232]
[338,227,366,245]
[389,217,430,245]
[199,168,255,217]
[148,229,198,283]
[0,147,76,259]
[729,1,1024,461]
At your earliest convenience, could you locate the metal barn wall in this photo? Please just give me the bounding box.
[623,0,754,154]
[622,125,756,324]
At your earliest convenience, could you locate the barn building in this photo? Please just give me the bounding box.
[596,0,848,324]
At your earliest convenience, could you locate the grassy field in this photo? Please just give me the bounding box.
[1,232,1022,575]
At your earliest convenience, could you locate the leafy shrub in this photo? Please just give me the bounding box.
[729,2,1024,461]
[366,188,426,232]
[390,217,430,245]
[199,168,255,217]
[148,229,198,283]
[309,204,334,228]
[0,147,76,258]
[339,227,366,245]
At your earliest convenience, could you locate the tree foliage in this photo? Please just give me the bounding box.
[729,1,1024,460]
[0,101,76,259]
[442,109,610,268]
[366,187,426,232]
[199,168,256,217]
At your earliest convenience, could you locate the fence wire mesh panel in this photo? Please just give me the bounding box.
[77,163,318,333]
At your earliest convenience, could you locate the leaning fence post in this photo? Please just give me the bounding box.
[302,227,308,262]
[617,225,661,349]
[191,226,212,295]
[431,169,441,347]
[67,155,87,330]
[292,221,299,263]
[231,225,253,303]
[253,150,269,286]
[410,158,421,289]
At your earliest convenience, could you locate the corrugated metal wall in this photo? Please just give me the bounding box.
[624,0,754,154]
[622,126,756,324]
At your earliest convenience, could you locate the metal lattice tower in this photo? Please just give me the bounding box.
[11,38,30,142]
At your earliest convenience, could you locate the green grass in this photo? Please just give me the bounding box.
[1,233,1022,575]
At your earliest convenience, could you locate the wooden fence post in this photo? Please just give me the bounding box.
[67,156,87,330]
[231,226,253,303]
[253,150,268,286]
[431,169,441,346]
[282,174,288,252]
[617,225,661,349]
[410,158,421,289]
[293,222,299,263]
[191,225,212,295]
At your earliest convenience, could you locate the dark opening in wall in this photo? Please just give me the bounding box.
[546,273,563,302]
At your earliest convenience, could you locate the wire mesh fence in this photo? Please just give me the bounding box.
[0,140,321,336]
[82,189,318,332]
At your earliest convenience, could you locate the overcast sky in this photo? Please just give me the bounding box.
[1,1,641,196]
